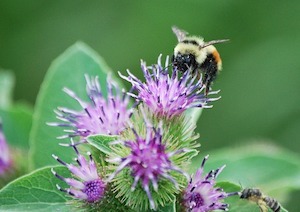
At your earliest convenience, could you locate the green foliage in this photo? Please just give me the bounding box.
[29,42,114,169]
[184,108,203,127]
[0,166,75,212]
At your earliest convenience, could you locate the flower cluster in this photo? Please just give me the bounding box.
[49,75,133,139]
[52,55,230,211]
[107,116,189,210]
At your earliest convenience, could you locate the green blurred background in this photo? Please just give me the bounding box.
[1,2,300,151]
[0,0,299,210]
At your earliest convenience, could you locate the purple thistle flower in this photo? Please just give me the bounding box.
[107,116,189,210]
[0,122,11,175]
[119,55,220,118]
[48,74,133,139]
[52,140,105,203]
[183,155,231,212]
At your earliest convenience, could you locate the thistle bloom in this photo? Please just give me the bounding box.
[48,75,133,139]
[108,118,189,210]
[52,140,105,202]
[0,123,11,175]
[119,55,220,118]
[183,155,230,212]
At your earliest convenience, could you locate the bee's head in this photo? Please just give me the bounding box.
[172,53,197,72]
[240,188,262,199]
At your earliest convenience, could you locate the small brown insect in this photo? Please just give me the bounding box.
[240,188,281,212]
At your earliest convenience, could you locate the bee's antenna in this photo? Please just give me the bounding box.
[201,39,230,49]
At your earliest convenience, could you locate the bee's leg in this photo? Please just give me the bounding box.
[199,53,218,95]
[192,67,211,96]
[203,73,212,96]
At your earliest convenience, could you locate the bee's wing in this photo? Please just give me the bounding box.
[201,39,229,49]
[172,26,188,42]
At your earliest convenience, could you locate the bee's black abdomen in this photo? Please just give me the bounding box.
[199,53,218,91]
[263,197,281,212]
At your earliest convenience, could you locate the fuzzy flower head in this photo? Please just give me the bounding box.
[119,55,219,118]
[183,155,230,212]
[52,140,105,203]
[49,75,133,139]
[0,122,11,175]
[107,113,189,210]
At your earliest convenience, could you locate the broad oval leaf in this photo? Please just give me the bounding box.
[87,134,119,154]
[29,42,117,169]
[0,166,75,212]
[184,108,203,126]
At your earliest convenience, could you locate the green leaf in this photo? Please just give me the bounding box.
[0,70,14,109]
[0,103,32,149]
[0,166,75,212]
[216,181,241,193]
[184,108,203,125]
[29,42,117,169]
[87,134,119,154]
[191,144,298,211]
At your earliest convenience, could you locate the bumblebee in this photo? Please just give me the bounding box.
[172,26,228,94]
[239,188,281,212]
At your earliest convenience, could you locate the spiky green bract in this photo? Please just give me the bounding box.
[126,105,200,167]
[82,185,135,212]
[58,186,134,212]
[107,105,199,210]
